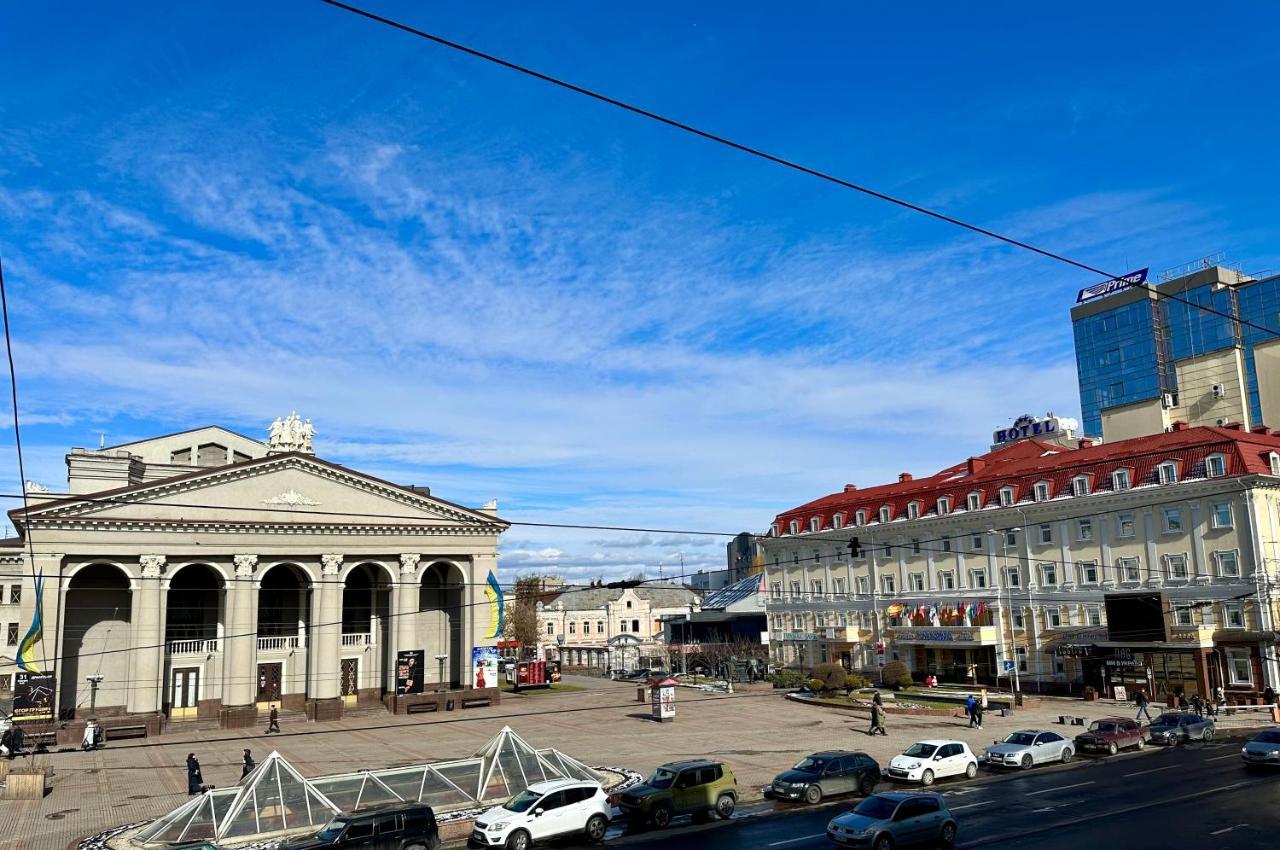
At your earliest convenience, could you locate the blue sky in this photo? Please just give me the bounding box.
[1,1,1278,580]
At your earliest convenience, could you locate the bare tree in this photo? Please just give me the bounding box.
[502,575,549,655]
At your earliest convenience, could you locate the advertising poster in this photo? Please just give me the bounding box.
[14,671,56,722]
[396,649,425,695]
[472,645,499,690]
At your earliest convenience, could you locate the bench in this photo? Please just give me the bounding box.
[406,702,438,714]
[461,697,492,709]
[102,724,149,741]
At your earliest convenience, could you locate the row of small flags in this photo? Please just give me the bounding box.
[885,600,990,619]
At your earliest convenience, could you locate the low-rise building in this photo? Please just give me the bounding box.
[537,584,700,673]
[762,420,1280,702]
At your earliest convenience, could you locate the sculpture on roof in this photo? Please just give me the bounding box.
[266,412,315,454]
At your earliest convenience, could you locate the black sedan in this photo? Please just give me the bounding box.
[1147,712,1215,744]
[766,750,880,805]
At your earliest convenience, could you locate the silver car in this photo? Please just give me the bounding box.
[984,730,1074,770]
[1241,728,1280,767]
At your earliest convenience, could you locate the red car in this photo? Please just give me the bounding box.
[1074,717,1148,754]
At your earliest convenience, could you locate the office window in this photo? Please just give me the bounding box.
[911,538,921,554]
[1045,608,1062,628]
[1034,481,1050,502]
[967,492,981,511]
[882,575,896,594]
[833,513,844,529]
[568,621,576,635]
[1215,550,1240,578]
[856,576,869,594]
[838,610,849,627]
[1072,476,1090,496]
[1079,561,1099,584]
[1165,553,1189,581]
[1117,512,1136,538]
[1173,606,1193,626]
[790,581,802,596]
[907,501,921,520]
[1039,562,1057,586]
[770,581,782,598]
[1158,462,1178,485]
[809,517,821,532]
[1086,605,1102,626]
[1163,508,1183,533]
[879,506,892,523]
[1016,646,1028,671]
[8,585,19,605]
[1004,529,1018,548]
[6,622,17,646]
[833,578,846,595]
[1077,518,1094,542]
[1223,603,1245,629]
[937,497,951,516]
[909,573,925,591]
[597,621,605,634]
[999,487,1014,507]
[1118,557,1141,583]
[1112,469,1130,490]
[1227,648,1253,685]
[1211,502,1233,529]
[971,533,984,551]
[939,571,955,590]
[970,569,987,589]
[1038,524,1053,545]
[1005,567,1020,588]
[1013,609,1025,629]
[815,611,826,628]
[1205,454,1226,478]
[811,579,824,595]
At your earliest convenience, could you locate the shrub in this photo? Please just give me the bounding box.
[807,678,826,693]
[846,672,872,691]
[811,663,847,693]
[881,660,914,689]
[768,669,808,689]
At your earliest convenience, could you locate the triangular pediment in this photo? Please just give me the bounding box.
[22,453,506,531]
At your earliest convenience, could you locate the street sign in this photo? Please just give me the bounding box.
[1001,659,1015,674]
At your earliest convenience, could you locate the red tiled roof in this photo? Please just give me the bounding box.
[772,425,1280,532]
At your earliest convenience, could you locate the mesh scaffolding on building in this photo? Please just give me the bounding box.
[132,727,605,846]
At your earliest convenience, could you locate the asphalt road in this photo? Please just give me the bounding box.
[595,731,1280,850]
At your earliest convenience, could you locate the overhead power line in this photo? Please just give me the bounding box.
[319,0,1280,340]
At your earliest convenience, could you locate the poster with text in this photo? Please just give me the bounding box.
[396,649,425,695]
[14,671,56,722]
[472,645,499,690]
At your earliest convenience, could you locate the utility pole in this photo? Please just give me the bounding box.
[86,673,104,716]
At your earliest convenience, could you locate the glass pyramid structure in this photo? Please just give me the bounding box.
[133,728,607,846]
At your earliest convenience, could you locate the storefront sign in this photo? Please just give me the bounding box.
[993,414,1062,446]
[782,632,818,641]
[13,672,55,722]
[1076,268,1149,304]
[396,649,425,695]
[894,628,979,642]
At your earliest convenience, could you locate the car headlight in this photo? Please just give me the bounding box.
[486,822,506,831]
[907,762,921,770]
[1271,750,1280,757]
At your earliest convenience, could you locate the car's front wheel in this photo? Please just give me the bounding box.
[859,774,877,796]
[585,813,608,843]
[920,769,935,786]
[1108,742,1119,755]
[804,784,823,804]
[716,794,736,819]
[1060,747,1074,764]
[939,820,958,848]
[506,830,531,850]
[964,761,978,779]
[1202,728,1214,742]
[651,804,673,829]
[1020,754,1034,770]
[1136,737,1145,750]
[873,833,895,850]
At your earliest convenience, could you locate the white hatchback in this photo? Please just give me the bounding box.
[886,740,978,786]
[469,779,611,850]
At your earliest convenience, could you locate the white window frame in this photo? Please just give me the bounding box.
[911,538,921,554]
[907,501,921,520]
[770,582,782,599]
[1086,605,1102,626]
[1034,481,1051,502]
[856,576,869,595]
[1039,562,1057,587]
[1004,529,1018,548]
[1227,648,1253,685]
[1015,646,1028,671]
[1163,507,1184,533]
[856,509,868,526]
[1173,606,1194,626]
[909,573,925,592]
[1079,560,1099,585]
[1072,475,1091,496]
[1045,607,1062,629]
[545,621,554,635]
[1038,524,1053,545]
[790,580,802,597]
[1118,557,1141,584]
[1112,468,1131,491]
[1205,453,1226,478]
[966,492,981,511]
[937,496,951,516]
[1271,452,1280,476]
[809,517,821,532]
[1077,518,1094,542]
[833,577,846,595]
[1013,611,1026,631]
[1215,549,1240,578]
[1222,603,1245,629]
[810,579,824,595]
[832,512,844,530]
[1165,553,1189,581]
[1211,502,1233,529]
[881,575,896,594]
[1005,567,1021,588]
[939,570,955,590]
[1158,461,1178,485]
[879,506,892,524]
[999,487,1014,507]
[568,621,577,635]
[970,533,984,551]
[1116,512,1136,538]
[788,520,800,535]
[970,569,988,589]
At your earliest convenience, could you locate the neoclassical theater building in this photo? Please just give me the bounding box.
[0,418,507,730]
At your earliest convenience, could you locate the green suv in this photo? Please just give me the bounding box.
[618,760,737,828]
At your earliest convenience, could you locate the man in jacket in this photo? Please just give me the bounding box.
[241,748,255,779]
[186,753,204,795]
[1134,689,1152,722]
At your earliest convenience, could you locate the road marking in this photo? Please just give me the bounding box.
[1123,764,1177,777]
[1209,824,1249,836]
[1024,781,1094,796]
[1031,806,1057,813]
[950,801,993,811]
[1205,753,1241,762]
[945,788,978,796]
[768,834,825,846]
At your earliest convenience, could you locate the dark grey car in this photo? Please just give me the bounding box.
[827,791,956,850]
[1241,728,1280,767]
[768,751,880,804]
[1147,712,1214,744]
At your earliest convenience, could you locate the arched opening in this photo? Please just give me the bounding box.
[341,563,392,701]
[256,564,312,708]
[164,564,224,719]
[61,563,132,719]
[420,562,465,687]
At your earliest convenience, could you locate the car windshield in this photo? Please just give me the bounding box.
[1003,733,1036,746]
[853,795,899,820]
[1253,731,1280,744]
[503,789,544,813]
[645,768,678,789]
[1088,721,1117,733]
[793,757,827,773]
[902,743,937,758]
[315,818,349,842]
[1152,714,1180,726]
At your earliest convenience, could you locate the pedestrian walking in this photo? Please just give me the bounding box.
[1134,689,1152,722]
[872,690,884,707]
[266,705,281,734]
[1190,693,1204,717]
[972,701,984,730]
[1177,691,1189,711]
[81,719,99,751]
[868,702,887,736]
[186,753,204,796]
[965,694,978,727]
[1264,685,1276,707]
[241,748,255,779]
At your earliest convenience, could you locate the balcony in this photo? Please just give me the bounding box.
[341,632,373,648]
[257,634,306,652]
[166,638,220,656]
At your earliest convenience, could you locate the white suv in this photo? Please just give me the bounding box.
[886,740,978,786]
[469,779,611,850]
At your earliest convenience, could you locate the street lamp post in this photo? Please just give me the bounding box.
[433,654,448,693]
[86,673,104,716]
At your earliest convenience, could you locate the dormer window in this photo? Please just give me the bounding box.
[1270,452,1280,476]
[832,512,844,530]
[855,509,868,526]
[771,523,780,537]
[809,517,821,533]
[1112,469,1131,491]
[937,496,951,516]
[1158,461,1179,485]
[788,520,800,535]
[1071,475,1091,497]
[998,486,1015,507]
[1033,481,1051,502]
[879,506,892,523]
[907,501,921,520]
[1205,454,1226,478]
[966,492,982,512]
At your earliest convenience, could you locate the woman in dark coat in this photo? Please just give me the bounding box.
[186,753,203,795]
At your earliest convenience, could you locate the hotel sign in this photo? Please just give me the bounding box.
[1076,268,1149,304]
[994,414,1061,446]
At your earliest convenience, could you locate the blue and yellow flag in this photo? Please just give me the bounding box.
[483,570,504,639]
[16,572,43,673]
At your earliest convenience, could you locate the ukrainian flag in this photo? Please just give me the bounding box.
[16,572,43,673]
[483,570,504,639]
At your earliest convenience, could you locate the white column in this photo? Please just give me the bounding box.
[127,555,166,714]
[224,555,259,708]
[309,554,343,701]
[394,553,421,660]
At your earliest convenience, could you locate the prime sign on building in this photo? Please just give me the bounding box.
[993,414,1062,446]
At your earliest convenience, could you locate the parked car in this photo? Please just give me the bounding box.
[1074,717,1147,755]
[285,803,439,850]
[617,759,737,828]
[983,730,1074,769]
[1240,728,1280,768]
[826,791,957,849]
[468,779,610,850]
[767,751,880,804]
[885,741,977,786]
[1147,712,1215,745]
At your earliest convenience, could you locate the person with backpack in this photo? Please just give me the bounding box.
[1134,689,1152,722]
